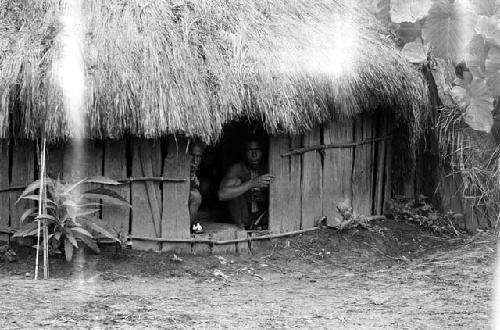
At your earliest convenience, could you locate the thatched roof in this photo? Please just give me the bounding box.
[0,0,429,143]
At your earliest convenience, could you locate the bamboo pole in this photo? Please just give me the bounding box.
[0,176,187,193]
[129,226,321,245]
[42,138,48,279]
[34,138,46,280]
[280,135,391,157]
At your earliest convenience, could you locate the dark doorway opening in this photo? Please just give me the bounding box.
[193,120,269,231]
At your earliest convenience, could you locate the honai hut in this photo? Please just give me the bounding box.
[0,0,428,253]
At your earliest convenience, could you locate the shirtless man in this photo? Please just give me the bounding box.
[218,139,273,229]
[189,142,205,233]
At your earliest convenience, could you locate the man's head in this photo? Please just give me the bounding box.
[244,139,264,170]
[190,142,205,173]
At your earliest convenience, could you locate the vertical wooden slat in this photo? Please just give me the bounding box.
[0,139,9,230]
[211,230,236,254]
[289,136,302,231]
[383,121,393,214]
[102,140,130,235]
[301,128,323,229]
[9,140,34,229]
[322,121,353,227]
[161,136,191,252]
[374,114,388,215]
[46,142,65,180]
[235,230,249,254]
[269,135,301,233]
[352,114,373,216]
[62,140,103,183]
[131,138,162,250]
[269,136,287,233]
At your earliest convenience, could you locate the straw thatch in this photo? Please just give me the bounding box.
[0,0,429,143]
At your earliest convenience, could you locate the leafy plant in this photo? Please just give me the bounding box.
[387,197,460,235]
[13,176,131,262]
[333,202,374,231]
[359,0,500,226]
[362,0,500,133]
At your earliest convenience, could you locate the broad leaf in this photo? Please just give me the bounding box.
[19,207,37,224]
[35,214,58,223]
[18,194,55,206]
[65,230,78,247]
[63,200,101,210]
[486,46,500,96]
[71,226,92,237]
[82,187,131,208]
[422,0,477,61]
[64,238,74,262]
[16,178,55,203]
[85,176,122,185]
[475,16,500,47]
[376,0,390,24]
[402,38,427,63]
[13,222,39,238]
[390,0,432,23]
[73,231,100,253]
[83,218,116,239]
[465,78,494,132]
[74,209,100,218]
[62,179,86,195]
[359,0,390,24]
[466,34,487,73]
[470,0,500,17]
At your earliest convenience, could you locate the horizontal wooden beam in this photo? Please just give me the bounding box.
[0,185,26,193]
[129,226,320,246]
[118,176,186,183]
[0,176,187,193]
[281,135,392,157]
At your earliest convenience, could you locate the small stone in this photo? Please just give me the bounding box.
[25,273,31,277]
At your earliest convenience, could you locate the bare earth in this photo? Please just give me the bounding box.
[0,220,496,329]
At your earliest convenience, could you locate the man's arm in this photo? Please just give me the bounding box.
[218,164,273,201]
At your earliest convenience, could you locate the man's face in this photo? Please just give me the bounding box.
[190,144,204,172]
[245,141,263,169]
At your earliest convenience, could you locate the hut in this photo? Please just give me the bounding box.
[0,0,428,252]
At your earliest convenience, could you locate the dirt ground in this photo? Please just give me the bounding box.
[0,219,496,329]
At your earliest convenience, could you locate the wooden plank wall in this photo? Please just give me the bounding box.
[0,136,191,250]
[102,140,130,236]
[269,113,391,231]
[161,136,191,253]
[1,115,393,247]
[0,140,36,232]
[0,140,10,230]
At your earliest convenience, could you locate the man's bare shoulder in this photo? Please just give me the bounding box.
[225,162,249,177]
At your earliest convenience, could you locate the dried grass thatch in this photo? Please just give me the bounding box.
[0,0,429,143]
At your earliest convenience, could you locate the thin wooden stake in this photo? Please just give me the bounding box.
[34,138,46,280]
[42,140,49,279]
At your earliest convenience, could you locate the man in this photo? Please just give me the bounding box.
[188,141,205,233]
[218,139,273,229]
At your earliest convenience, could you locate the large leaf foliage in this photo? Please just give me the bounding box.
[401,38,427,64]
[470,0,500,17]
[422,0,476,62]
[14,177,127,262]
[390,0,432,23]
[486,46,500,95]
[365,0,500,133]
